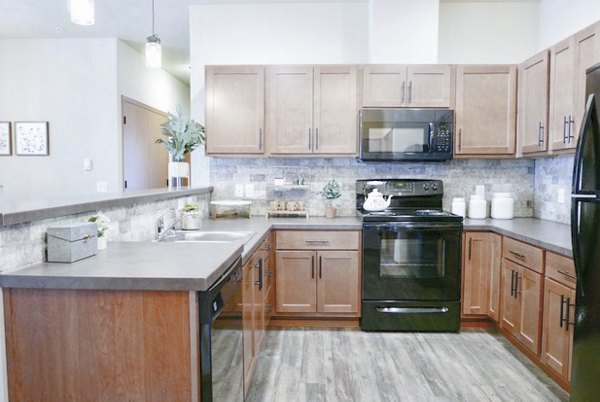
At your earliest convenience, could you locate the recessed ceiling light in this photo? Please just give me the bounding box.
[70,0,95,26]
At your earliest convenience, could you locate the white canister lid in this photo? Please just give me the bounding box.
[470,194,485,200]
[493,192,512,198]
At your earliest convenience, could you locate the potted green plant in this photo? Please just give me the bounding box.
[181,202,202,230]
[88,211,111,251]
[156,104,205,188]
[320,179,342,218]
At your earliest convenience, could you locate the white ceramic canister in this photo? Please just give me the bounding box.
[491,192,514,220]
[451,197,466,218]
[468,194,487,219]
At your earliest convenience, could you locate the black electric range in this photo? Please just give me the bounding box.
[357,179,463,332]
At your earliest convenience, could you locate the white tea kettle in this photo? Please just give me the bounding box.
[363,189,394,212]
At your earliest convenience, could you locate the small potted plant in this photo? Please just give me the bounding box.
[320,179,342,219]
[88,211,110,251]
[181,202,202,230]
[156,104,205,188]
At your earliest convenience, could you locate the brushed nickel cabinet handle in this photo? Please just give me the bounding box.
[408,80,413,103]
[401,81,406,104]
[510,270,516,297]
[315,128,319,151]
[259,128,263,150]
[563,115,567,144]
[308,128,312,150]
[305,240,330,244]
[538,122,544,146]
[509,250,525,261]
[311,256,315,279]
[568,115,575,143]
[514,274,522,297]
[319,255,322,279]
[559,294,565,328]
[558,270,576,280]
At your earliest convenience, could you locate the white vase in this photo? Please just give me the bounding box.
[97,236,107,251]
[181,212,202,230]
[168,161,190,188]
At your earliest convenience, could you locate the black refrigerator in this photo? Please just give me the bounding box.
[571,63,600,401]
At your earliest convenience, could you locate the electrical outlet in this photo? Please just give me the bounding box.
[83,158,93,171]
[235,184,244,197]
[558,187,566,204]
[96,181,108,192]
[245,184,254,197]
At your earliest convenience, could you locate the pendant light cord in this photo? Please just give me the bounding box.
[152,0,155,36]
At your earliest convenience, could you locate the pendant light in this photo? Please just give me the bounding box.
[145,0,162,69]
[70,0,95,26]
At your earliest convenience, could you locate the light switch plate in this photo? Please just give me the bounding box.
[83,158,93,171]
[245,184,254,197]
[558,187,566,204]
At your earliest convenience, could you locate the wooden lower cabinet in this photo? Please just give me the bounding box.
[4,289,193,402]
[500,259,543,355]
[462,232,502,320]
[542,278,576,382]
[276,250,360,314]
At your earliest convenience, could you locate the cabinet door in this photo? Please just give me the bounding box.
[500,260,520,336]
[542,278,576,381]
[206,66,265,154]
[549,38,576,151]
[462,232,490,316]
[519,51,550,154]
[517,266,543,354]
[275,251,317,313]
[267,66,314,154]
[316,251,360,314]
[406,65,454,108]
[242,259,255,394]
[487,234,502,322]
[455,65,517,155]
[362,65,407,107]
[574,24,600,148]
[313,65,358,154]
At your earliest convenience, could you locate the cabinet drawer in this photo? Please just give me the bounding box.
[546,252,576,289]
[276,230,360,250]
[503,237,544,273]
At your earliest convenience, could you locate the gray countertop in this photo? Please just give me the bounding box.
[0,216,572,292]
[0,186,213,226]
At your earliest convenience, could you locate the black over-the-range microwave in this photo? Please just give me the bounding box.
[359,108,454,162]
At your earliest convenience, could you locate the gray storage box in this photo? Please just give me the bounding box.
[47,222,98,263]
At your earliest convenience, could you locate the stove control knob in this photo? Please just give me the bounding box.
[432,183,438,191]
[423,183,430,191]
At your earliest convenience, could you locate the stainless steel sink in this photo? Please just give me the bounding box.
[168,230,256,243]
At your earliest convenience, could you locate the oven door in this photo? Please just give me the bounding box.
[362,222,462,301]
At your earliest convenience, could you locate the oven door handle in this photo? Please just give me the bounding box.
[376,306,450,314]
[363,222,462,231]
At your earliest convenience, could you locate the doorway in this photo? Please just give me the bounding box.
[122,97,170,191]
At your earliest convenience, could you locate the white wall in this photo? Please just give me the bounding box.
[0,38,120,202]
[117,40,190,182]
[538,0,600,49]
[438,1,539,64]
[369,0,439,63]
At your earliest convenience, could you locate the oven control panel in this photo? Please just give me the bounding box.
[357,180,444,197]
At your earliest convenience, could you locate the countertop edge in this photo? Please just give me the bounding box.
[0,186,214,227]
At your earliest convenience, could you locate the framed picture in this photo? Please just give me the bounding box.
[0,122,10,156]
[15,122,49,156]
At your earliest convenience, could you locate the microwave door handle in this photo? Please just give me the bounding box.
[428,122,434,152]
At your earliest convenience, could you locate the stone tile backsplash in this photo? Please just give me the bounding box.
[534,155,575,225]
[210,158,536,218]
[0,193,210,272]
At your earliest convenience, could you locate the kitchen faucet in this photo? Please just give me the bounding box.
[155,209,181,241]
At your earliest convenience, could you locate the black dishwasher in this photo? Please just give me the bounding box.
[199,257,243,401]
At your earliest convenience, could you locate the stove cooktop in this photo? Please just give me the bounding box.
[359,208,463,223]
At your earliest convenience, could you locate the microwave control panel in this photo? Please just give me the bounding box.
[432,125,452,153]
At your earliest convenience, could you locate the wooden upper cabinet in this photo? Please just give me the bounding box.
[267,66,314,155]
[549,38,577,151]
[362,65,453,107]
[206,66,265,154]
[455,65,517,156]
[313,66,358,154]
[267,65,358,155]
[573,23,600,147]
[406,65,454,107]
[518,51,550,155]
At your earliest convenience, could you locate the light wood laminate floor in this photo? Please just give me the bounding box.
[246,328,568,402]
